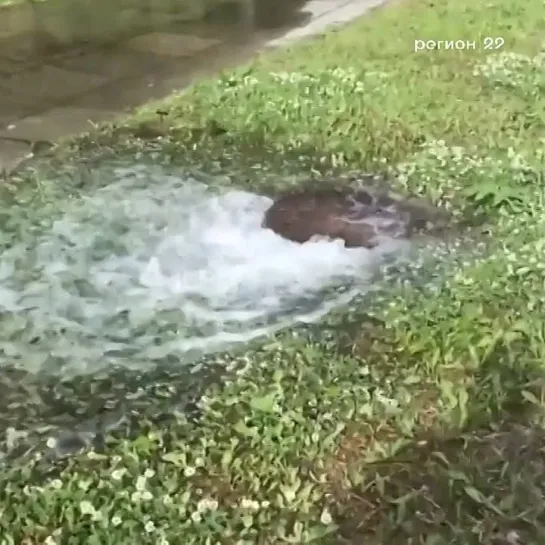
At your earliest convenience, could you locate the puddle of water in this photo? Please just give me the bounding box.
[0,161,409,381]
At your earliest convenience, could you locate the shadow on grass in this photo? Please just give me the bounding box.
[320,325,545,544]
[330,420,545,544]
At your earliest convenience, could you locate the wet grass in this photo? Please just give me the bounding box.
[3,0,545,543]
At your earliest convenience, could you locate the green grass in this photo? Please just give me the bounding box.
[4,0,545,543]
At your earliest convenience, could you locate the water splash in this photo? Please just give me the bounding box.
[0,163,409,378]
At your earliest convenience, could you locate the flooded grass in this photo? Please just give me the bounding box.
[3,0,545,543]
[0,155,417,465]
[3,161,390,377]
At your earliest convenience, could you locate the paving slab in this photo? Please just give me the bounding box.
[0,106,119,142]
[266,0,389,46]
[76,40,256,112]
[75,70,187,112]
[121,32,222,57]
[0,4,34,41]
[1,64,108,109]
[295,0,353,20]
[0,104,24,129]
[51,46,172,80]
[0,32,39,66]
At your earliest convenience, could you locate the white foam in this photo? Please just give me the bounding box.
[0,164,409,377]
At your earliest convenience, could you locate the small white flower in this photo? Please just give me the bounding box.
[197,498,218,512]
[320,508,333,525]
[507,530,521,544]
[44,537,57,545]
[111,468,127,481]
[79,501,95,516]
[260,500,270,508]
[79,500,102,521]
[141,490,153,501]
[144,468,155,479]
[111,515,123,527]
[78,479,92,491]
[136,476,147,491]
[184,466,196,477]
[190,511,202,523]
[240,498,260,511]
[144,521,156,533]
[50,479,63,490]
[131,491,142,503]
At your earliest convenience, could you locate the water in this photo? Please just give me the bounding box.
[0,162,409,381]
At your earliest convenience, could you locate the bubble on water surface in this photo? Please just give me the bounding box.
[0,163,410,378]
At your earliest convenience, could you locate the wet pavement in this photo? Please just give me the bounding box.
[0,0,387,172]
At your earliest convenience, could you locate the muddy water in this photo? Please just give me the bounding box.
[0,158,412,464]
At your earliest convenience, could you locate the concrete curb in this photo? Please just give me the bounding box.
[266,0,389,46]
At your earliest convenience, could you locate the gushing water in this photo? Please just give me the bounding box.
[0,163,409,378]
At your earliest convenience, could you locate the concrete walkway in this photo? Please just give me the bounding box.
[0,0,386,172]
[266,0,387,45]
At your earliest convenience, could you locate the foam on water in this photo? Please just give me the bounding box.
[0,164,409,377]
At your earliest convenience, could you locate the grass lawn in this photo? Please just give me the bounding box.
[4,0,545,543]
